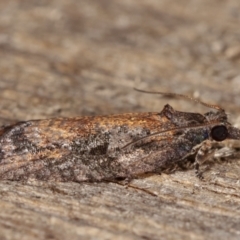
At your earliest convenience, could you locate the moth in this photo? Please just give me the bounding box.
[0,89,239,182]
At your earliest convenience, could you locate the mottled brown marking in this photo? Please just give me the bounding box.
[0,104,239,182]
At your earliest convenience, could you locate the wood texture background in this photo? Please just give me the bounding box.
[0,0,240,239]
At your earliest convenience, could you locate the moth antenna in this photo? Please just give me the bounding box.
[121,120,221,150]
[134,88,224,111]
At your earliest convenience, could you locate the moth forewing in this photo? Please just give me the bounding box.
[0,89,239,182]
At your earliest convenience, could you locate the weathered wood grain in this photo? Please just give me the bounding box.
[0,0,240,239]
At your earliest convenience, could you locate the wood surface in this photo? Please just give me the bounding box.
[0,0,240,239]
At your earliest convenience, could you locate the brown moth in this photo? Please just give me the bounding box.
[0,89,239,182]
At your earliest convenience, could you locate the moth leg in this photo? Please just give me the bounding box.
[194,140,214,179]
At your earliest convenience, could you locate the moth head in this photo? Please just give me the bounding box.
[133,88,240,145]
[224,124,240,140]
[210,123,240,142]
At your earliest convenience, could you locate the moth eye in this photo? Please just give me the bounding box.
[211,125,228,141]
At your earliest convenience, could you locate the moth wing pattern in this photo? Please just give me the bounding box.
[0,100,240,182]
